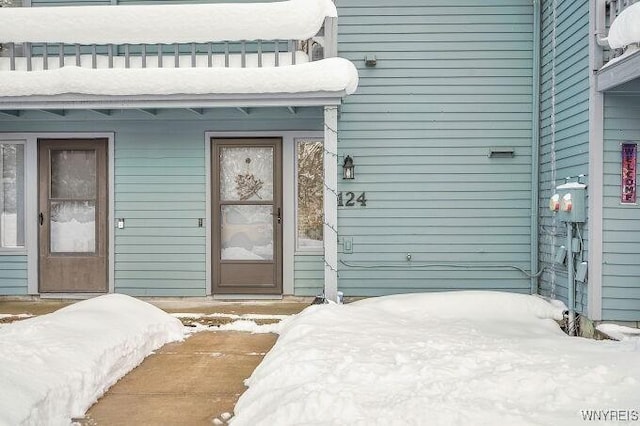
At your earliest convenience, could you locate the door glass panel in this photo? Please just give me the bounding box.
[220,147,273,201]
[51,150,96,199]
[50,201,95,253]
[221,205,273,260]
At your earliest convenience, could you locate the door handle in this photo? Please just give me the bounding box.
[39,212,43,226]
[276,207,281,224]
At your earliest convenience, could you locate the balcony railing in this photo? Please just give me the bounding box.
[596,0,640,63]
[0,17,336,72]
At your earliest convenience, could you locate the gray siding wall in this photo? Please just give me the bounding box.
[0,256,28,295]
[602,94,640,321]
[0,108,321,296]
[537,0,590,311]
[336,0,534,296]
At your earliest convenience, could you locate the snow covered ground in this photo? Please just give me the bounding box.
[232,291,640,426]
[0,294,184,426]
[1,291,638,426]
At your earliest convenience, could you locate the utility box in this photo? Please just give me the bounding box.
[554,182,587,223]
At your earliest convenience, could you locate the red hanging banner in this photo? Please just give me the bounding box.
[621,143,637,204]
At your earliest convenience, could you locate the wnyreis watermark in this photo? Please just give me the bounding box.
[580,409,640,422]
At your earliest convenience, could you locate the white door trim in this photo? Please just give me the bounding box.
[0,132,115,295]
[205,131,323,296]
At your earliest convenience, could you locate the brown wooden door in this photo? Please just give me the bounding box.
[38,139,108,293]
[212,138,282,295]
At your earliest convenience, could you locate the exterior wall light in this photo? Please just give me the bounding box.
[343,155,355,179]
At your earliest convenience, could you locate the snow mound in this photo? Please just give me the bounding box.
[607,2,640,49]
[232,291,640,426]
[350,290,566,322]
[0,0,337,44]
[0,294,184,426]
[597,323,640,342]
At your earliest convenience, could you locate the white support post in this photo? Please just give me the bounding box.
[323,106,339,302]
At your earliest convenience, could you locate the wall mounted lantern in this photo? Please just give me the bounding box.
[343,155,355,179]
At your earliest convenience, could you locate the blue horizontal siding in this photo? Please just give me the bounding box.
[537,0,590,313]
[336,0,534,296]
[0,107,322,296]
[602,94,640,322]
[0,256,28,296]
[294,255,323,297]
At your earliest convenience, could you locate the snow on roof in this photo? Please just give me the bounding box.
[0,294,184,426]
[0,0,337,44]
[0,57,359,98]
[607,2,640,49]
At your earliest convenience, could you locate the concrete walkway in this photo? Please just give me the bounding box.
[84,331,277,426]
[0,298,309,426]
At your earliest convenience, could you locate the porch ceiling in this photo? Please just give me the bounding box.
[0,91,344,118]
[0,103,328,120]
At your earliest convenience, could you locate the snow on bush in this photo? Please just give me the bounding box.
[232,291,640,426]
[0,294,184,426]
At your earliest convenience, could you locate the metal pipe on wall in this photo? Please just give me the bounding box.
[567,222,576,335]
[530,0,542,295]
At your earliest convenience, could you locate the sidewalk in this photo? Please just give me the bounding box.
[85,301,308,425]
[84,331,277,426]
[0,298,309,426]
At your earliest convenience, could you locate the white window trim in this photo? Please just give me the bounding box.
[294,137,324,255]
[0,132,115,295]
[0,138,27,255]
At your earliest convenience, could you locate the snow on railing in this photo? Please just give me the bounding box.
[0,39,326,71]
[0,0,337,71]
[607,0,638,24]
[597,0,640,63]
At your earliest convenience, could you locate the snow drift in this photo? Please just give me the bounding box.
[232,291,640,426]
[0,294,184,426]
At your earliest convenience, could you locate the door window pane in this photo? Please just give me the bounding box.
[50,201,95,253]
[51,150,96,199]
[0,143,25,248]
[296,140,323,250]
[220,147,273,201]
[221,205,273,260]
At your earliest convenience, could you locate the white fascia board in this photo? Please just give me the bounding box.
[597,51,640,92]
[0,92,345,111]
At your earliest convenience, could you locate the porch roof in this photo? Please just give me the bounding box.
[597,48,640,92]
[0,0,357,110]
[0,57,359,110]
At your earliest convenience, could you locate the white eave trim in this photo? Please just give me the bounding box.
[0,92,346,110]
[596,50,640,92]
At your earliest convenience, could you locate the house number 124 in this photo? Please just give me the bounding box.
[338,192,367,207]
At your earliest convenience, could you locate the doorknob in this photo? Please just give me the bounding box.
[39,212,44,226]
[276,207,281,224]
